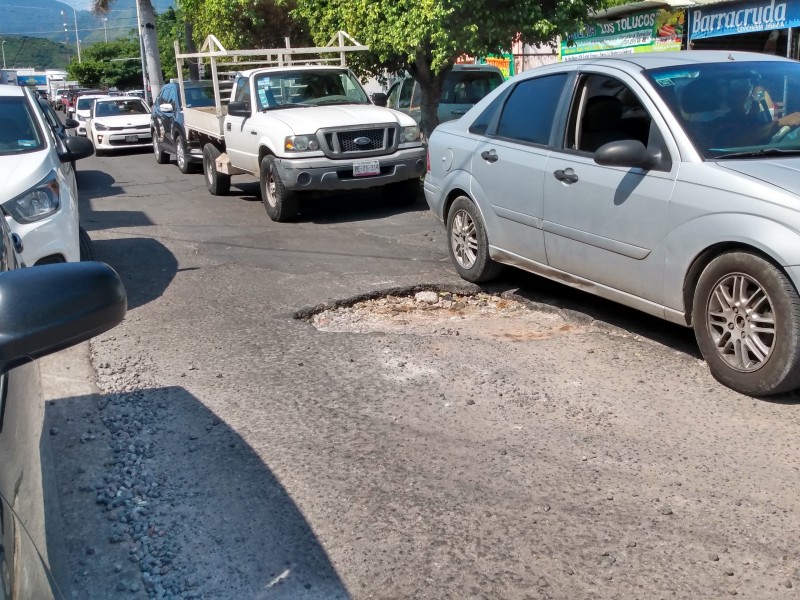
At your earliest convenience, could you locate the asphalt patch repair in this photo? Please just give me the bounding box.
[304,289,592,341]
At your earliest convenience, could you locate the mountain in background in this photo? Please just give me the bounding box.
[1,36,71,69]
[0,0,174,48]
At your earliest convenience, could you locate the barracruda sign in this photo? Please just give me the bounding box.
[689,0,800,39]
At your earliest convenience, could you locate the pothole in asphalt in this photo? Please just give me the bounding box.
[307,289,587,341]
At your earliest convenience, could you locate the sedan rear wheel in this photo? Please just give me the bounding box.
[153,131,169,164]
[446,196,503,283]
[176,133,194,174]
[693,251,800,395]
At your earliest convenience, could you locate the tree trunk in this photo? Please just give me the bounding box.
[139,0,164,100]
[185,21,199,81]
[410,54,450,141]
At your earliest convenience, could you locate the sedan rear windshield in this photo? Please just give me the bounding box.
[0,96,45,156]
[646,60,800,159]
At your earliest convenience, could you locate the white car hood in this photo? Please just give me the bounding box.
[267,104,415,133]
[720,157,800,196]
[93,113,151,128]
[0,150,52,202]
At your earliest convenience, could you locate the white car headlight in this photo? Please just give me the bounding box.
[284,135,319,152]
[77,115,86,122]
[402,126,420,143]
[94,123,108,131]
[2,172,60,223]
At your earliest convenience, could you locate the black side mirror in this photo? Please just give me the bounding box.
[227,101,250,117]
[64,118,79,129]
[594,139,654,169]
[0,262,127,375]
[372,92,388,107]
[59,135,94,163]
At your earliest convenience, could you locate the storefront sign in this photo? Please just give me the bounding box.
[561,9,684,61]
[17,75,47,86]
[689,0,800,39]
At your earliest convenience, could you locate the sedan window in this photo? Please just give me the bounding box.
[496,73,568,145]
[566,75,654,154]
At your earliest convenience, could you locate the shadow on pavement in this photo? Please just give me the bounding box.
[77,170,155,230]
[483,268,701,359]
[91,238,177,311]
[45,385,350,600]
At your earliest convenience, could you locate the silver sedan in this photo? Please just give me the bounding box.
[424,50,800,396]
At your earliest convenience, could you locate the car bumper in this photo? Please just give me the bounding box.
[5,203,80,266]
[94,130,152,151]
[275,147,426,191]
[423,176,446,225]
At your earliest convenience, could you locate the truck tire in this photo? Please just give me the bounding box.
[260,155,299,222]
[203,144,230,196]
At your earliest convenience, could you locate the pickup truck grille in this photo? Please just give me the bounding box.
[319,125,398,159]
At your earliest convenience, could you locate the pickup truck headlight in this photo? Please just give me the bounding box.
[285,135,319,152]
[402,126,420,143]
[94,123,108,131]
[3,172,60,223]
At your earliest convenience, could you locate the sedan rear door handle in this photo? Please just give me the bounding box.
[553,168,578,184]
[480,149,498,163]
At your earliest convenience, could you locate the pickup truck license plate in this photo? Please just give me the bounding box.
[125,135,139,143]
[353,159,380,177]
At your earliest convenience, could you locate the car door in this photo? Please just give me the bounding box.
[224,75,259,173]
[469,72,570,266]
[542,70,679,304]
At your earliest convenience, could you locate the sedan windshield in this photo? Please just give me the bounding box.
[94,98,150,117]
[0,96,44,155]
[646,60,800,159]
[252,69,370,110]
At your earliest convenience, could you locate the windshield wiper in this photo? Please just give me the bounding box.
[713,148,800,159]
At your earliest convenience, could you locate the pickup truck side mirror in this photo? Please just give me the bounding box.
[227,101,250,118]
[371,92,387,107]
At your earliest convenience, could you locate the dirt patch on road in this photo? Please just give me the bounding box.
[308,290,588,341]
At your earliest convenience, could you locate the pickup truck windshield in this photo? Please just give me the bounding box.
[254,69,370,110]
[646,60,800,159]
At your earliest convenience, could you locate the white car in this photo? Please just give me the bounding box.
[73,93,111,136]
[87,96,152,155]
[0,85,94,266]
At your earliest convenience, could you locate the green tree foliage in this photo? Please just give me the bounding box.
[67,37,144,89]
[176,0,311,50]
[290,0,605,136]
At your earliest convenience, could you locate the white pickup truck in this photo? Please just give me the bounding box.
[174,34,426,222]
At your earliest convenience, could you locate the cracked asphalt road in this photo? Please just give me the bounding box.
[42,149,800,599]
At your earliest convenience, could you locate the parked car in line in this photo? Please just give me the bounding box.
[0,85,94,266]
[72,92,111,136]
[86,96,152,155]
[378,64,504,125]
[425,50,800,396]
[151,80,215,173]
[0,211,127,599]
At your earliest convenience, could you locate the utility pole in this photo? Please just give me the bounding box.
[135,0,149,104]
[73,8,81,63]
[61,11,71,63]
[103,17,108,43]
[1,41,5,69]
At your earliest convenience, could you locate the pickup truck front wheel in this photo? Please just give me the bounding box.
[260,155,299,222]
[203,144,230,196]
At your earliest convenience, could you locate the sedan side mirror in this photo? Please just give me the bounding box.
[0,262,127,375]
[59,135,94,163]
[372,92,388,107]
[594,139,655,169]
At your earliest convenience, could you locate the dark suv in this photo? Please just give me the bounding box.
[151,81,215,174]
